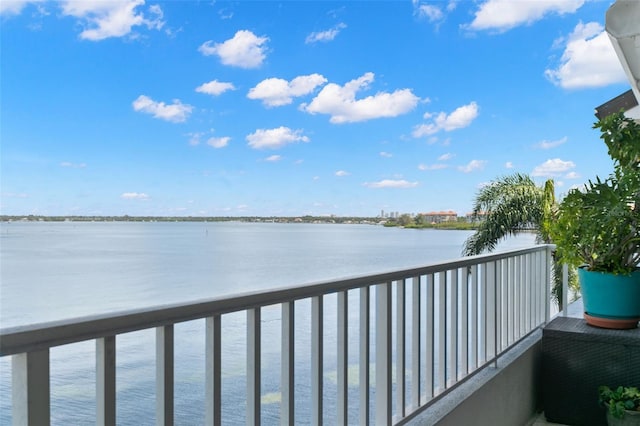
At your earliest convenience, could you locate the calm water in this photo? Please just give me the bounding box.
[0,222,536,424]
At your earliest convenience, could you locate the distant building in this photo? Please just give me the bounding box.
[421,210,458,224]
[465,211,488,223]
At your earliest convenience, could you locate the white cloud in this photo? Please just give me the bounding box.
[565,171,581,179]
[418,163,448,171]
[246,126,309,149]
[363,179,419,189]
[305,23,347,44]
[535,136,567,149]
[199,30,268,69]
[187,132,204,146]
[60,161,87,168]
[207,137,230,148]
[248,74,327,107]
[545,22,626,89]
[466,0,584,32]
[217,8,233,20]
[438,153,454,161]
[414,3,443,23]
[335,170,350,177]
[132,95,193,123]
[413,0,457,23]
[380,151,393,158]
[505,161,514,169]
[301,72,419,123]
[0,0,45,16]
[458,159,487,173]
[196,80,236,96]
[121,192,149,200]
[60,0,164,41]
[532,158,576,177]
[426,136,439,145]
[265,155,282,162]
[413,102,479,137]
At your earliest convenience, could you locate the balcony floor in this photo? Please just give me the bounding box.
[530,412,568,426]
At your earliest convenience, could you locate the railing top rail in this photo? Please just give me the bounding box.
[0,245,553,356]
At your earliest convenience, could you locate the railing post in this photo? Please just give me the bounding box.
[97,336,116,426]
[496,260,503,355]
[359,287,370,426]
[506,257,519,346]
[537,251,543,324]
[247,308,261,426]
[157,325,174,426]
[519,255,526,337]
[396,280,405,418]
[206,316,222,426]
[12,349,50,426]
[530,253,536,329]
[448,270,458,386]
[311,296,323,426]
[469,265,478,370]
[545,246,553,323]
[562,263,569,317]
[337,291,348,425]
[375,282,392,426]
[437,272,446,392]
[411,276,421,410]
[460,268,468,377]
[485,261,497,366]
[281,302,295,426]
[480,263,487,365]
[425,273,434,399]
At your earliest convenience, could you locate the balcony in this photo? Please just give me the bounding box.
[0,245,607,425]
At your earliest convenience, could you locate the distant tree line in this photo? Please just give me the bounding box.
[0,215,383,225]
[2,214,482,230]
[383,214,479,230]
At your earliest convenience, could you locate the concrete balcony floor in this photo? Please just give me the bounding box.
[530,412,568,426]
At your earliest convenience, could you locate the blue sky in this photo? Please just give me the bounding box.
[0,0,631,217]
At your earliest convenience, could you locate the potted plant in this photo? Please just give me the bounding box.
[551,112,640,329]
[599,385,640,425]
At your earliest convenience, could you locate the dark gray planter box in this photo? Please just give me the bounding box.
[542,317,640,426]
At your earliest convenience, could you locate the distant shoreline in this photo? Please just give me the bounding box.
[0,215,381,224]
[0,215,480,230]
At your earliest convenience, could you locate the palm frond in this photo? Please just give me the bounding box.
[463,173,545,256]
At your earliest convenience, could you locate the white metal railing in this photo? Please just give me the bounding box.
[0,245,556,425]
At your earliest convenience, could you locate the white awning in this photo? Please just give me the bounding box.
[606,0,640,119]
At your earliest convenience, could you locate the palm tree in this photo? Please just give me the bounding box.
[462,173,575,309]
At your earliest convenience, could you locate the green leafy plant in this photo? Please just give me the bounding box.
[599,385,640,419]
[552,112,640,275]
